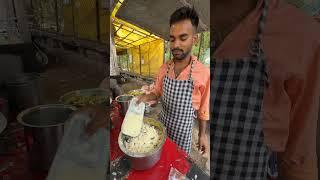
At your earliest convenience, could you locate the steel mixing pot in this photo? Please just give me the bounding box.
[59,88,109,108]
[17,104,76,171]
[118,117,166,170]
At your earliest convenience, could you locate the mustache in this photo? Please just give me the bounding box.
[171,48,184,53]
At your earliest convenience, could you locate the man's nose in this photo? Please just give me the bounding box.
[171,40,181,49]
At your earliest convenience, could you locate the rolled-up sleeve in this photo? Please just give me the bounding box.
[151,64,167,99]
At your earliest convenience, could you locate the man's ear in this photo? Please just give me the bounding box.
[193,33,199,44]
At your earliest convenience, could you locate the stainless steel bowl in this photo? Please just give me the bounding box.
[115,94,134,116]
[59,88,109,108]
[128,89,144,97]
[118,117,166,170]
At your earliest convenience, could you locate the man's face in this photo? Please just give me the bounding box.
[170,19,197,61]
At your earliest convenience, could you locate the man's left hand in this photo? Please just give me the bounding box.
[197,134,209,157]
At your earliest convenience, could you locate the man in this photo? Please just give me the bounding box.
[137,7,210,155]
[211,0,320,179]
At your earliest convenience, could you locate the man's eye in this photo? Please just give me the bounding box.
[170,39,175,42]
[181,36,188,41]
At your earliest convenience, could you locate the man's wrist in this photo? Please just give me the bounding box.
[198,119,207,137]
[199,132,206,138]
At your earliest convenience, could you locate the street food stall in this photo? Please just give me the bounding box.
[108,0,210,179]
[0,0,318,179]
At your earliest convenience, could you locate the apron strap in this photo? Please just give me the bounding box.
[249,0,269,57]
[166,62,171,75]
[189,57,194,80]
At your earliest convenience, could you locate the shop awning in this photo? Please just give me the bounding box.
[111,0,160,49]
[115,0,210,40]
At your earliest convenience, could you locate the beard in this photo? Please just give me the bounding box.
[171,48,191,61]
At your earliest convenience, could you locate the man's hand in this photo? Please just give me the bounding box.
[136,95,149,104]
[197,120,209,157]
[78,105,110,136]
[197,134,209,157]
[136,93,158,104]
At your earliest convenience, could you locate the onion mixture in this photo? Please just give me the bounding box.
[125,123,161,154]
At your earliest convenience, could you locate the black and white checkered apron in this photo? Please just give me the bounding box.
[211,0,270,179]
[159,59,195,154]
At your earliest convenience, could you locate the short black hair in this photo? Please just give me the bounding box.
[170,6,199,30]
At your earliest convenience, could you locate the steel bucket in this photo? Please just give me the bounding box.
[17,104,76,171]
[115,95,134,116]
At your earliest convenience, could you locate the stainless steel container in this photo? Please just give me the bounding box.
[115,95,134,116]
[0,112,8,155]
[118,118,166,170]
[0,113,7,134]
[17,104,76,171]
[6,73,43,111]
[0,98,9,120]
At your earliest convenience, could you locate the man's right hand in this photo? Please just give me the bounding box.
[136,95,149,104]
[136,93,158,104]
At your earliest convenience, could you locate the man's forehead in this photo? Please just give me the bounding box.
[170,19,195,35]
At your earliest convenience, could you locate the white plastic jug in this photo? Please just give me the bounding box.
[121,98,145,137]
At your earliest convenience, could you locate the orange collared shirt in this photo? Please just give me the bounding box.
[152,55,210,121]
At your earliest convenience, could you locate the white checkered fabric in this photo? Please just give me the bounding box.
[159,59,195,154]
[210,0,270,179]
